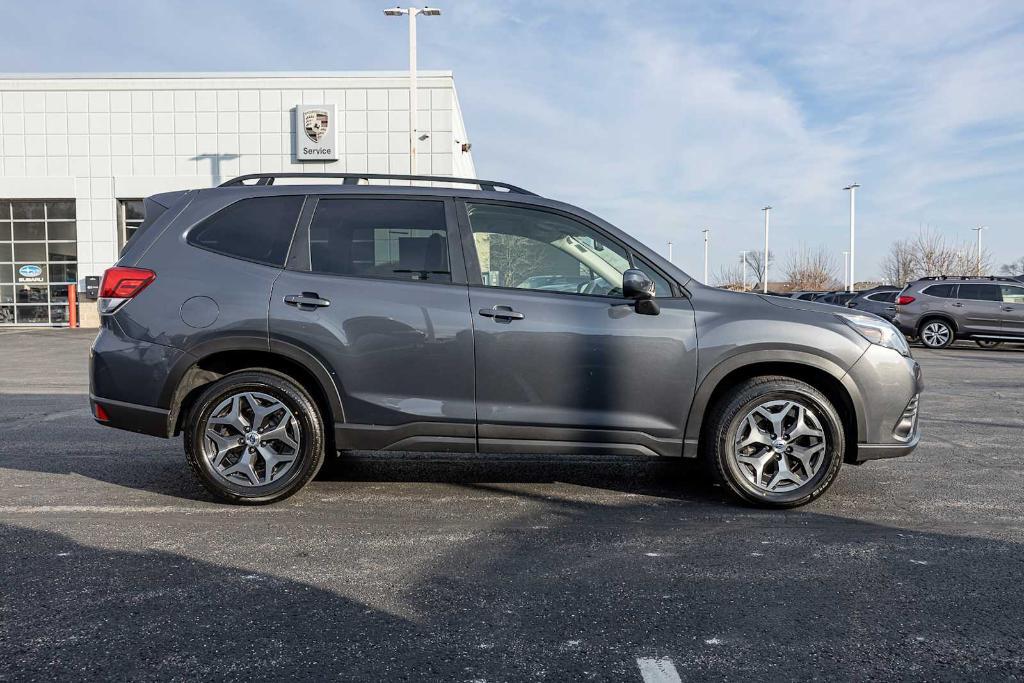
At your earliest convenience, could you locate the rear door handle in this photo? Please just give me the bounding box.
[284,292,331,309]
[478,305,525,322]
[952,302,964,307]
[1003,306,1014,312]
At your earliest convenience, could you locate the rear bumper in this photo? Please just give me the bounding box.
[90,394,172,437]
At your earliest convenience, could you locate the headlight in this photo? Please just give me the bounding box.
[835,312,911,356]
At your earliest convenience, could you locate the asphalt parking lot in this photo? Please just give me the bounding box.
[1,329,1022,681]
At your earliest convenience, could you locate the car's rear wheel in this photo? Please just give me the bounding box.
[919,319,954,349]
[184,370,325,505]
[975,339,1003,349]
[705,376,844,508]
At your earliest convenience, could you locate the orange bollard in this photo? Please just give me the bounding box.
[68,284,78,328]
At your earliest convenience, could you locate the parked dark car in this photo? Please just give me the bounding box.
[846,286,901,321]
[90,172,921,508]
[894,275,1024,348]
[814,291,858,307]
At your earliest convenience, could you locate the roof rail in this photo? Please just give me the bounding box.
[917,275,1019,282]
[218,172,537,195]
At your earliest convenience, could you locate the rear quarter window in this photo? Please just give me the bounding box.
[922,284,956,298]
[188,195,305,266]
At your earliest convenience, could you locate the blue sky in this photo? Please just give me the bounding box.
[2,0,1023,280]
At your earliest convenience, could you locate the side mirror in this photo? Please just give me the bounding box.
[621,269,660,315]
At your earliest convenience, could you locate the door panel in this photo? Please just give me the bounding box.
[459,200,697,456]
[269,196,476,451]
[956,283,1004,336]
[999,284,1024,335]
[470,288,697,455]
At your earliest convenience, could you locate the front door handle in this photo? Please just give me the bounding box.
[284,292,331,310]
[478,305,525,322]
[952,302,964,307]
[1003,306,1014,312]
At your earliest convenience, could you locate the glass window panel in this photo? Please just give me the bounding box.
[50,305,69,323]
[466,203,630,297]
[16,285,49,303]
[1000,285,1024,304]
[123,199,145,221]
[12,201,44,220]
[15,305,49,323]
[188,195,303,266]
[0,264,11,283]
[0,243,12,262]
[958,283,1001,301]
[633,257,674,298]
[14,243,47,262]
[923,284,956,298]
[48,263,77,283]
[309,199,451,282]
[47,221,77,241]
[0,305,13,324]
[13,222,46,241]
[50,284,69,302]
[0,285,12,303]
[0,202,9,220]
[47,242,78,262]
[0,222,10,241]
[46,200,76,219]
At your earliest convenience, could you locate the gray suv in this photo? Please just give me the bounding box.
[894,276,1024,349]
[89,172,921,507]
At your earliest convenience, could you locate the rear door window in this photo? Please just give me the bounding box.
[867,291,897,303]
[958,284,1001,301]
[308,199,451,283]
[189,195,304,266]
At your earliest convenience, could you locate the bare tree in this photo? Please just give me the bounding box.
[714,262,746,290]
[881,229,993,284]
[999,256,1024,276]
[784,245,840,291]
[743,250,774,290]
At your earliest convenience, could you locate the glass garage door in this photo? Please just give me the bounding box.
[0,200,78,326]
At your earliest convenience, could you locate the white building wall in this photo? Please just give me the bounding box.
[0,71,476,286]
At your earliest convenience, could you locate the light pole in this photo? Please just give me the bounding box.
[384,6,442,175]
[971,226,987,275]
[667,241,673,263]
[842,250,849,291]
[740,250,749,291]
[761,206,771,293]
[702,228,710,283]
[844,183,859,292]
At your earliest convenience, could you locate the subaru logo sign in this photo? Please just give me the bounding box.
[18,265,42,278]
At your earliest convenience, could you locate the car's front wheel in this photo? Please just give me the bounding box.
[705,376,845,508]
[919,319,954,349]
[184,370,325,505]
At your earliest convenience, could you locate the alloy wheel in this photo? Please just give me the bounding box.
[921,322,951,348]
[201,391,301,487]
[733,399,827,493]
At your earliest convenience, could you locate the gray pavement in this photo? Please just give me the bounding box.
[1,328,1023,681]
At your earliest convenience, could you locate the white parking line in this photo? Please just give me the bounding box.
[637,657,682,683]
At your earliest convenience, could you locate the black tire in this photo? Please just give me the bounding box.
[704,376,845,508]
[184,369,325,505]
[975,340,1003,349]
[918,318,955,349]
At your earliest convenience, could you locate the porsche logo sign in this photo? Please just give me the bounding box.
[295,104,337,161]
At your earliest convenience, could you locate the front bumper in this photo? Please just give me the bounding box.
[846,346,923,463]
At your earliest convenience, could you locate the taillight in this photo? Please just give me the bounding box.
[94,403,110,421]
[896,295,915,305]
[98,266,155,314]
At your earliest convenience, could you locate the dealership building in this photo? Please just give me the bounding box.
[0,71,476,326]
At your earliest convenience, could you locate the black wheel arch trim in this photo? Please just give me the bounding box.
[682,349,866,457]
[160,335,346,436]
